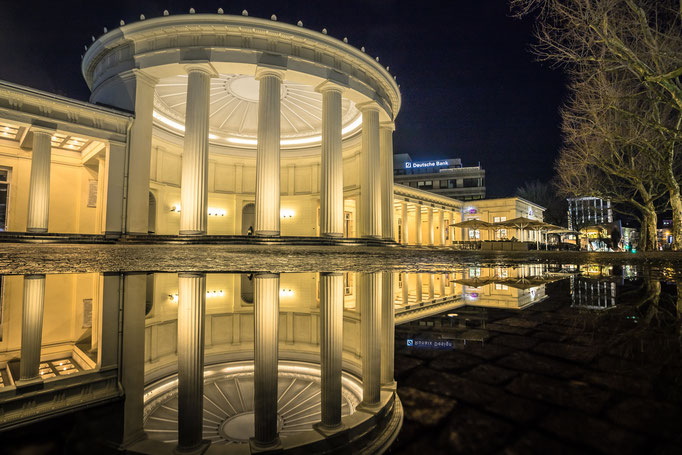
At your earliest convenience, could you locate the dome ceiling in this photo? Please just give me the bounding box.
[154,74,360,145]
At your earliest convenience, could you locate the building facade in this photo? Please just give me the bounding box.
[567,197,613,230]
[393,153,485,201]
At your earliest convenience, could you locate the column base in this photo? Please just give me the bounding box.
[14,377,43,391]
[173,440,211,455]
[321,232,344,238]
[313,422,348,438]
[26,227,47,233]
[249,437,283,453]
[357,400,384,414]
[255,230,280,237]
[361,234,382,239]
[179,230,206,235]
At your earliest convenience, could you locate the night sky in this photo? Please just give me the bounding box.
[0,1,566,197]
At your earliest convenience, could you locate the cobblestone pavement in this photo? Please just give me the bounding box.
[388,280,682,455]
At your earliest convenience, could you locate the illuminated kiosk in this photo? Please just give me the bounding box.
[81,12,400,240]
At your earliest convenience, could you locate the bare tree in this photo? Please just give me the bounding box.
[512,0,682,249]
[516,180,567,226]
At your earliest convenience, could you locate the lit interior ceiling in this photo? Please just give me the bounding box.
[154,74,362,148]
[0,122,21,141]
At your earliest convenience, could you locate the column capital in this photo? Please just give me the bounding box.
[356,101,381,113]
[119,68,159,88]
[380,121,395,131]
[29,126,56,136]
[315,80,345,95]
[255,67,285,81]
[183,62,219,77]
[178,272,206,279]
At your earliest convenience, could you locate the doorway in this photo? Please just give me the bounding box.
[148,192,157,234]
[241,203,255,235]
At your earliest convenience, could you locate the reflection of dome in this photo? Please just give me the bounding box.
[143,361,361,446]
[154,74,360,145]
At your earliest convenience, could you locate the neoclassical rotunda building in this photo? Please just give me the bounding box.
[82,11,399,240]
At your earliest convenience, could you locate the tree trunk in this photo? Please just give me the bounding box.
[668,188,682,251]
[641,208,658,251]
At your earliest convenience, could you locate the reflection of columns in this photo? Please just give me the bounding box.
[381,272,395,386]
[415,204,423,245]
[380,123,395,240]
[180,67,215,235]
[401,273,409,304]
[26,130,53,232]
[318,84,344,237]
[121,273,146,447]
[439,273,446,298]
[401,202,409,245]
[427,207,434,245]
[126,70,157,234]
[415,273,423,303]
[359,104,382,238]
[253,273,280,447]
[19,275,45,381]
[428,274,435,300]
[177,273,207,452]
[359,272,381,406]
[255,69,284,237]
[319,273,343,429]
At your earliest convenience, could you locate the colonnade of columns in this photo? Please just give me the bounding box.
[396,202,457,246]
[398,272,453,305]
[124,69,396,240]
[171,271,392,450]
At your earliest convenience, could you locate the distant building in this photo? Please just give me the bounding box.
[393,153,485,201]
[567,197,613,230]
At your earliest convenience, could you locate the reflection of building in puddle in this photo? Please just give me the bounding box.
[0,271,403,453]
[453,264,558,310]
[570,265,621,310]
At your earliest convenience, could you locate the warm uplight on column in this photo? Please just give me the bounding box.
[180,65,216,235]
[255,69,284,237]
[27,129,54,233]
[318,83,344,237]
[359,103,382,238]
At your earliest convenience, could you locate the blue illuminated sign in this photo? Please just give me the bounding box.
[405,160,448,169]
[406,339,453,350]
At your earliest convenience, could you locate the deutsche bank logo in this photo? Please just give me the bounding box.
[405,162,412,169]
[406,339,414,346]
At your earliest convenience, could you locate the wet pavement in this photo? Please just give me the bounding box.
[389,277,682,454]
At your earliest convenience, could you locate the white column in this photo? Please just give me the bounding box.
[177,273,207,452]
[180,66,215,235]
[359,272,381,407]
[427,207,434,245]
[381,272,395,387]
[26,130,53,232]
[19,275,45,381]
[121,273,146,447]
[103,141,126,234]
[415,204,423,245]
[415,273,423,303]
[255,69,284,237]
[401,202,409,245]
[319,272,343,429]
[380,123,395,241]
[253,273,280,447]
[401,273,409,304]
[98,273,121,371]
[318,84,344,237]
[439,210,446,245]
[126,70,157,234]
[428,274,435,300]
[359,104,382,238]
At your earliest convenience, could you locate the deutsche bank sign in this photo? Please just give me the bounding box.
[405,160,448,169]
